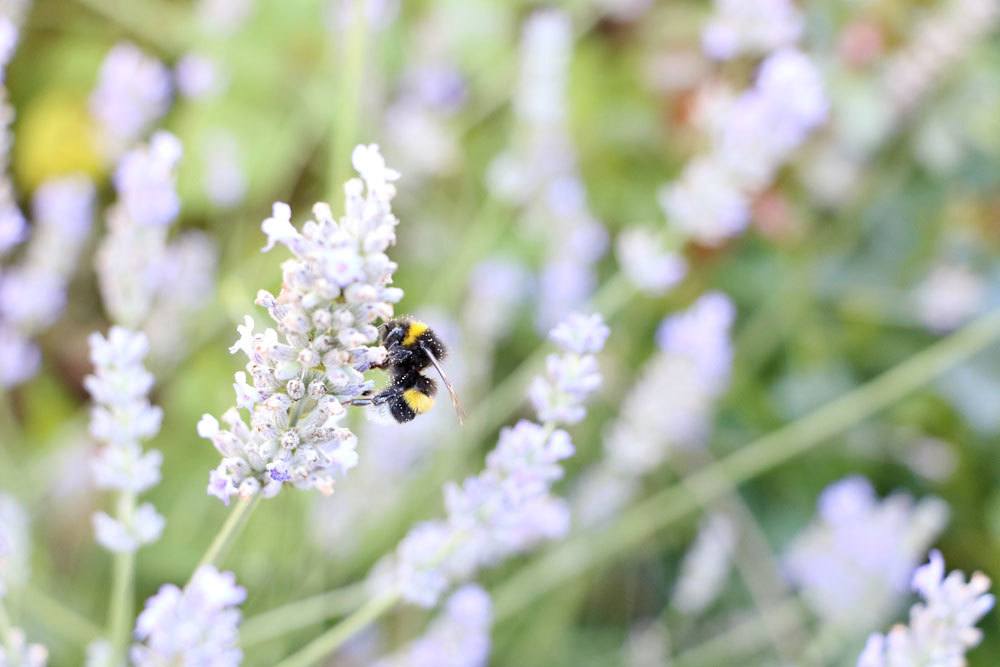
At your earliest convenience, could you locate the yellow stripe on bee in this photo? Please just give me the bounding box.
[402,321,429,347]
[403,388,434,414]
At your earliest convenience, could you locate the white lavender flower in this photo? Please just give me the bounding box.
[96,132,183,329]
[0,493,29,598]
[530,312,608,424]
[113,131,182,228]
[702,0,803,61]
[785,476,949,631]
[372,585,492,667]
[658,157,749,246]
[86,327,165,553]
[0,176,96,334]
[131,565,246,667]
[670,513,738,615]
[857,550,994,667]
[89,42,172,158]
[616,228,687,296]
[660,49,826,242]
[915,264,985,333]
[200,144,403,504]
[379,313,608,607]
[175,53,226,100]
[0,627,49,666]
[573,294,735,525]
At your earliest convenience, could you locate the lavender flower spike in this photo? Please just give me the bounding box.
[377,313,608,608]
[372,585,493,667]
[0,627,49,666]
[131,565,246,667]
[200,144,403,504]
[86,327,165,553]
[857,550,994,667]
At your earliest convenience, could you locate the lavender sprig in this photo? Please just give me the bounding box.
[199,144,403,504]
[371,585,492,667]
[376,312,608,609]
[130,565,246,666]
[857,550,995,666]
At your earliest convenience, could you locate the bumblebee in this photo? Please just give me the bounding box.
[355,318,464,424]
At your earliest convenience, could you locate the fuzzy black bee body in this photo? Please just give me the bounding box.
[380,318,447,375]
[365,317,464,424]
[372,371,437,423]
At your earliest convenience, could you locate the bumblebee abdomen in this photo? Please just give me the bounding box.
[403,388,434,414]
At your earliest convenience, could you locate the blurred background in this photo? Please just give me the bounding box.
[2,0,1000,665]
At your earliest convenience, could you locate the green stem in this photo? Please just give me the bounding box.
[22,585,101,646]
[240,582,367,648]
[492,309,1000,621]
[108,491,137,662]
[195,495,261,571]
[328,0,368,207]
[272,592,399,667]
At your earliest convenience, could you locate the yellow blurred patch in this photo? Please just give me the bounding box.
[402,320,428,347]
[15,91,105,191]
[403,388,434,414]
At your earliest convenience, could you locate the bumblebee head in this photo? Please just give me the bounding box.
[380,319,409,347]
[381,318,430,349]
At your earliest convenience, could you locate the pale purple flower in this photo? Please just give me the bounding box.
[702,0,803,61]
[785,476,950,630]
[531,313,606,424]
[379,314,607,607]
[90,42,172,158]
[0,326,39,387]
[92,503,165,553]
[536,259,595,333]
[656,292,735,392]
[200,145,403,503]
[0,176,94,359]
[915,264,985,333]
[0,627,48,666]
[755,49,829,144]
[131,565,246,667]
[573,297,736,524]
[85,327,165,552]
[113,131,183,228]
[372,585,492,667]
[658,157,749,246]
[857,550,994,667]
[175,53,226,100]
[616,228,687,296]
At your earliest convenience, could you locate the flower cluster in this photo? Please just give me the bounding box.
[915,263,985,333]
[89,42,172,159]
[574,294,735,526]
[615,228,687,297]
[0,628,49,667]
[702,0,803,61]
[784,476,949,631]
[659,49,827,246]
[487,10,608,331]
[0,176,95,386]
[377,312,607,608]
[131,565,246,667]
[857,550,995,667]
[372,585,492,667]
[96,132,184,329]
[199,144,403,504]
[86,327,165,553]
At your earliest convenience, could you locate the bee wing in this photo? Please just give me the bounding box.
[421,344,466,425]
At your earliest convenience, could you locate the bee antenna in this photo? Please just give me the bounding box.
[420,344,465,425]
